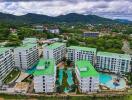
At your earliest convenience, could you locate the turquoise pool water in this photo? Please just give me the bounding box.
[59,69,63,85]
[66,69,74,86]
[99,73,112,84]
[99,73,126,90]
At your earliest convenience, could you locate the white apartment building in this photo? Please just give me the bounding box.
[14,44,39,70]
[0,48,14,83]
[34,59,56,93]
[22,38,37,44]
[96,52,131,74]
[43,42,66,64]
[48,28,60,34]
[75,60,99,93]
[67,46,97,65]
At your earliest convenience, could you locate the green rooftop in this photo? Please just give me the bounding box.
[68,46,96,52]
[33,59,55,76]
[75,60,99,78]
[97,51,131,60]
[15,43,37,50]
[23,38,37,44]
[0,48,10,55]
[44,42,65,49]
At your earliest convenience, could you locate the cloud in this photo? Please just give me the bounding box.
[0,0,131,20]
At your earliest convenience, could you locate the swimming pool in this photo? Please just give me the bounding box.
[66,69,74,86]
[99,73,126,90]
[59,69,63,85]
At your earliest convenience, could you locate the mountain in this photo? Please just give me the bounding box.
[115,19,132,24]
[0,12,130,24]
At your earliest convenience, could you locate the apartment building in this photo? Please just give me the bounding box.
[96,52,131,74]
[34,59,56,93]
[67,46,97,65]
[75,60,99,93]
[14,44,39,70]
[0,48,14,83]
[43,42,66,64]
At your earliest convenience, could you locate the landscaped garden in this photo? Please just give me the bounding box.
[3,68,20,84]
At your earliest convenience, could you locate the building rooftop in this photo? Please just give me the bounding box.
[22,38,37,44]
[15,43,37,50]
[44,42,65,49]
[67,46,96,52]
[33,59,55,76]
[0,48,10,55]
[75,60,99,78]
[97,51,131,60]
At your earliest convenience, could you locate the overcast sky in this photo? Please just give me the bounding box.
[0,0,132,20]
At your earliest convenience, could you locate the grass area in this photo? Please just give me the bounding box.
[0,93,132,100]
[3,68,20,84]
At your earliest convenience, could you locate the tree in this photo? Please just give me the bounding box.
[5,34,21,47]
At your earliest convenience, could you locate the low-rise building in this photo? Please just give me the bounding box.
[82,32,100,38]
[43,42,66,64]
[14,44,39,70]
[67,46,96,65]
[33,59,56,93]
[0,48,14,84]
[14,82,29,94]
[96,52,131,74]
[75,60,99,93]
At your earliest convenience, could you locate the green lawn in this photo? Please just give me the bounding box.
[3,68,20,84]
[0,93,131,100]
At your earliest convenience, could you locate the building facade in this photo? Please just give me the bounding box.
[75,60,99,93]
[34,59,56,93]
[67,46,96,65]
[82,32,100,38]
[96,52,131,74]
[43,43,66,64]
[0,48,14,83]
[14,44,39,70]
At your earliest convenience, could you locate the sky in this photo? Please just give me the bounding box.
[0,0,132,20]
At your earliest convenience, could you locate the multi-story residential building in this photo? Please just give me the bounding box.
[34,25,44,32]
[34,59,56,93]
[0,48,14,83]
[67,46,97,65]
[82,32,100,38]
[75,60,99,93]
[22,38,37,44]
[14,44,39,70]
[43,42,66,64]
[96,52,131,74]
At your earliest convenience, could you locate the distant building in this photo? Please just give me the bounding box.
[14,44,39,70]
[67,46,97,65]
[43,42,66,64]
[22,38,37,44]
[34,25,44,32]
[75,60,99,93]
[48,27,60,34]
[0,48,14,83]
[34,59,56,93]
[96,52,131,74]
[82,32,100,37]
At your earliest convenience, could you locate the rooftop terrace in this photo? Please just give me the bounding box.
[68,46,96,52]
[44,42,65,49]
[33,59,55,76]
[97,51,131,60]
[75,60,99,78]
